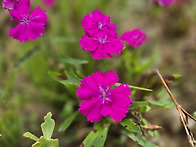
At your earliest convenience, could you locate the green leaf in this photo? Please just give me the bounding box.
[82,122,109,147]
[41,112,55,140]
[23,132,39,142]
[64,71,81,86]
[154,130,160,137]
[61,57,88,65]
[115,83,153,92]
[148,131,154,137]
[32,142,40,147]
[39,136,59,147]
[124,132,157,147]
[32,137,59,147]
[120,119,142,133]
[48,71,65,82]
[58,112,78,132]
[148,99,174,108]
[130,101,148,110]
[173,74,181,79]
[138,105,151,113]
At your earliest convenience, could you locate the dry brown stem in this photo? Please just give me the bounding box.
[156,70,196,147]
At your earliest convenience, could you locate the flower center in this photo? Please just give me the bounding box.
[98,22,105,29]
[132,34,139,39]
[20,14,30,24]
[99,85,111,104]
[95,35,109,44]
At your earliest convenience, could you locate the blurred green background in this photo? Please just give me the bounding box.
[0,0,196,146]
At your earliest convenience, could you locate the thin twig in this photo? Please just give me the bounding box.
[156,70,179,107]
[156,69,196,147]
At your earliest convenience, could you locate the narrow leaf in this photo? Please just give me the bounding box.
[23,132,39,142]
[41,112,55,140]
[120,119,142,133]
[82,122,109,147]
[125,132,157,147]
[64,71,81,86]
[173,74,181,79]
[61,57,88,65]
[115,83,153,92]
[58,112,78,132]
[130,101,148,110]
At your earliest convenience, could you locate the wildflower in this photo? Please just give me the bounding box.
[42,0,55,8]
[81,9,117,37]
[77,71,133,122]
[159,0,175,6]
[151,0,175,6]
[2,0,18,10]
[80,32,124,60]
[9,0,48,42]
[120,29,148,48]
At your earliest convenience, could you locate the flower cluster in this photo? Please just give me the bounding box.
[77,10,150,122]
[77,71,133,122]
[151,0,189,6]
[80,9,147,60]
[80,9,124,60]
[2,0,47,42]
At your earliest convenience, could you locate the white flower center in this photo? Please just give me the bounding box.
[99,85,111,104]
[20,15,30,24]
[98,22,105,29]
[95,35,109,44]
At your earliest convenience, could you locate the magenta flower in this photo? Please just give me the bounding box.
[159,0,175,6]
[151,0,175,6]
[120,29,148,48]
[2,0,18,10]
[42,0,55,7]
[9,0,47,42]
[77,71,133,122]
[81,9,117,37]
[80,32,124,60]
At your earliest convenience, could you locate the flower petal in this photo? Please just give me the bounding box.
[77,87,98,101]
[103,71,119,88]
[29,7,48,23]
[79,97,102,122]
[102,102,129,121]
[10,0,30,22]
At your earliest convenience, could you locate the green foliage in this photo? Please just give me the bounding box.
[32,137,59,147]
[58,111,78,132]
[41,112,55,140]
[115,83,153,92]
[24,112,59,147]
[193,112,196,118]
[64,71,81,86]
[120,119,142,133]
[61,57,88,65]
[124,132,158,147]
[172,74,181,79]
[24,132,39,142]
[120,119,158,147]
[130,101,151,113]
[82,122,110,147]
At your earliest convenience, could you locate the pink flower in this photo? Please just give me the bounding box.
[9,0,47,42]
[151,0,175,6]
[42,0,55,7]
[81,9,117,37]
[159,0,175,6]
[80,32,124,60]
[77,71,133,122]
[2,0,18,10]
[120,29,148,48]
